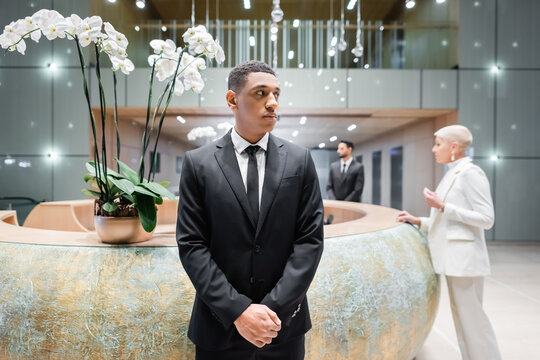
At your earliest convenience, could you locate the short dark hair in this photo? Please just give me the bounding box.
[339,140,354,149]
[228,60,276,92]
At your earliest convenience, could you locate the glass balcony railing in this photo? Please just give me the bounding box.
[124,19,457,70]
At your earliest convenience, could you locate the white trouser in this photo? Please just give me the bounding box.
[446,276,502,360]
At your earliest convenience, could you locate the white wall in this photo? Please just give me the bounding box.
[354,113,456,216]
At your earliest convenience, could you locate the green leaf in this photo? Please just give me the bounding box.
[82,188,101,198]
[133,185,160,198]
[83,173,95,183]
[159,180,170,187]
[109,177,135,195]
[86,161,122,180]
[116,158,140,184]
[135,193,157,232]
[121,193,135,203]
[86,161,101,178]
[103,202,118,212]
[143,182,177,202]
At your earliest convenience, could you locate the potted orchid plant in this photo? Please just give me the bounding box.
[1,10,224,242]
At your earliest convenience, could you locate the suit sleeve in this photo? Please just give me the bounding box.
[261,150,324,324]
[176,152,252,330]
[326,165,336,200]
[419,216,433,232]
[344,164,364,202]
[444,167,495,230]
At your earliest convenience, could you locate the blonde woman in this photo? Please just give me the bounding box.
[397,125,501,360]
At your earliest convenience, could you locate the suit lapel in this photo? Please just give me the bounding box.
[256,134,287,238]
[214,132,257,229]
[439,157,473,201]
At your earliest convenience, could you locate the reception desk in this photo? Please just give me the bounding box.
[0,200,439,359]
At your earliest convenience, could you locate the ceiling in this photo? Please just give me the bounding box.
[147,0,405,22]
[120,107,455,149]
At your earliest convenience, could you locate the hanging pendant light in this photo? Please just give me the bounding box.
[271,0,284,22]
[351,0,363,58]
[328,0,337,56]
[338,0,347,51]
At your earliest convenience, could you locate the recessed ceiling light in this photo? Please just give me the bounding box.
[136,0,145,9]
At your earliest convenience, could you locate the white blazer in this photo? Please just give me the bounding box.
[419,157,494,277]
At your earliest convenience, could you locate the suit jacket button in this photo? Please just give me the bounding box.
[254,245,261,253]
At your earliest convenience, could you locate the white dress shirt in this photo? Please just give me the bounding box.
[340,157,353,173]
[231,127,268,208]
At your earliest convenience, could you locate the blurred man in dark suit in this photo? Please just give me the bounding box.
[327,140,364,202]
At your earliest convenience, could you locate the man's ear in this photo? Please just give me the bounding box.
[226,90,237,110]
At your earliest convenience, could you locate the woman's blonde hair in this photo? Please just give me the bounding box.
[434,125,473,150]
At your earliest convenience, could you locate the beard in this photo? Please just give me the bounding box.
[338,153,347,158]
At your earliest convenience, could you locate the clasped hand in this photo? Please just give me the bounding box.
[234,304,281,348]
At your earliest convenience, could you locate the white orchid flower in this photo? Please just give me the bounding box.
[0,24,20,50]
[3,21,19,38]
[0,33,12,49]
[180,52,206,70]
[184,76,205,94]
[19,17,39,39]
[147,54,160,67]
[183,65,202,81]
[188,32,213,55]
[173,78,185,96]
[155,59,177,82]
[193,57,206,70]
[180,52,195,67]
[111,57,134,75]
[103,39,127,60]
[64,14,83,38]
[104,22,128,48]
[76,16,102,38]
[214,42,225,64]
[39,10,67,40]
[78,28,101,47]
[31,9,50,28]
[86,16,103,31]
[32,9,63,30]
[182,25,207,44]
[149,39,176,55]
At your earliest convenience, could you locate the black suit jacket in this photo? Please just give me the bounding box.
[176,131,324,350]
[326,160,364,202]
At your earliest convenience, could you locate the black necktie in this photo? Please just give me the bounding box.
[245,145,260,224]
[342,163,347,174]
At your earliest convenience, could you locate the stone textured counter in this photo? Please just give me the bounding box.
[0,201,439,359]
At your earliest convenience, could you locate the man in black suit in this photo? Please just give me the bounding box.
[326,140,364,202]
[176,61,324,360]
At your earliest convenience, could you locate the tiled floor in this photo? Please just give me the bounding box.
[416,242,540,360]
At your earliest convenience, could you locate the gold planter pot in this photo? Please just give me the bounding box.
[94,215,155,244]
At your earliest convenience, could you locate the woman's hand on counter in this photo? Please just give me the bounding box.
[396,211,421,227]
